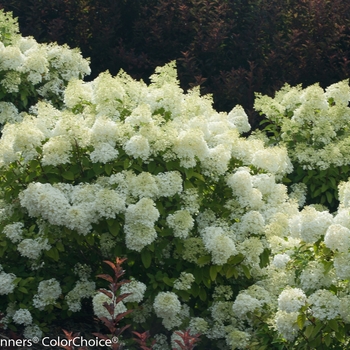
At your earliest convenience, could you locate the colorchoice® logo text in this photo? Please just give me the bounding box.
[0,336,119,347]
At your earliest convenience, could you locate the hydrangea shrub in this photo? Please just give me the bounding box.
[0,9,90,127]
[2,9,350,349]
[0,40,298,346]
[256,80,350,211]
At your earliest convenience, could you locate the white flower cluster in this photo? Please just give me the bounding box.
[201,226,237,265]
[12,308,32,326]
[92,290,127,320]
[166,210,194,238]
[0,32,90,104]
[232,293,262,318]
[173,272,195,290]
[274,311,299,341]
[0,265,16,295]
[308,290,340,320]
[32,279,62,310]
[17,237,51,260]
[277,287,306,313]
[65,280,96,312]
[120,279,147,303]
[255,80,350,170]
[3,222,24,243]
[124,197,159,251]
[153,292,182,330]
[19,182,126,235]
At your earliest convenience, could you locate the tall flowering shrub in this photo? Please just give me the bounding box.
[231,179,350,349]
[0,9,90,127]
[0,28,298,346]
[256,80,350,210]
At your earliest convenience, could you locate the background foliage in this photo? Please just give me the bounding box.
[1,0,350,128]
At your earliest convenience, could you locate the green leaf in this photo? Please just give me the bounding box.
[141,249,152,269]
[56,241,65,252]
[259,248,270,268]
[191,283,199,297]
[93,163,103,175]
[105,163,113,175]
[324,334,331,347]
[310,321,323,339]
[228,254,244,265]
[225,266,238,279]
[199,287,207,301]
[185,168,194,179]
[304,325,314,339]
[86,235,94,245]
[242,265,251,279]
[45,247,59,261]
[209,266,217,281]
[297,313,306,330]
[328,319,339,332]
[196,255,211,266]
[62,171,74,181]
[329,177,336,189]
[123,159,130,170]
[163,276,173,286]
[326,191,333,204]
[108,221,120,236]
[203,277,211,289]
[29,159,40,171]
[321,183,328,193]
[17,287,28,294]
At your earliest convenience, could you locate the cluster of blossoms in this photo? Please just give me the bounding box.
[0,9,90,126]
[153,292,184,330]
[0,264,16,295]
[255,80,350,170]
[32,278,62,310]
[229,178,350,345]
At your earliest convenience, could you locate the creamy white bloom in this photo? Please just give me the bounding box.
[23,324,43,340]
[225,328,250,350]
[0,266,16,295]
[33,279,62,310]
[66,280,96,312]
[334,252,350,279]
[278,288,306,313]
[166,210,194,238]
[232,293,262,318]
[12,309,32,325]
[3,222,24,243]
[17,237,51,260]
[154,292,182,330]
[173,272,195,290]
[124,197,159,251]
[156,171,183,197]
[272,254,291,269]
[120,279,147,303]
[42,135,72,166]
[299,207,333,243]
[201,226,237,265]
[275,310,299,341]
[124,135,151,161]
[308,290,340,320]
[90,143,119,163]
[227,105,251,133]
[299,261,333,291]
[92,291,127,320]
[324,224,350,252]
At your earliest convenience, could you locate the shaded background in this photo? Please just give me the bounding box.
[1,0,350,128]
